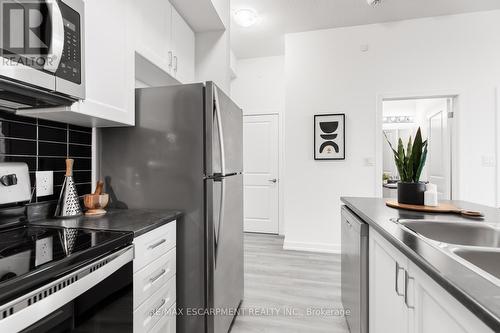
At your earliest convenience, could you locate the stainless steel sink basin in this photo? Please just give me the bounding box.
[452,248,500,281]
[400,220,500,247]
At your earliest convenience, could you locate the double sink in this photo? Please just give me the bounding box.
[397,220,500,285]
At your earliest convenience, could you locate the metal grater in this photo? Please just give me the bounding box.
[54,159,82,218]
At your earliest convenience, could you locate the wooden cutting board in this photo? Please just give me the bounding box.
[386,200,484,217]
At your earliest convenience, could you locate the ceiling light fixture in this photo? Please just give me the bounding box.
[367,0,383,6]
[234,8,259,27]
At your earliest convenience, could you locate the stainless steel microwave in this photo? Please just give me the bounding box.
[0,0,84,112]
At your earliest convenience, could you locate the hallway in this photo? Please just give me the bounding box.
[231,233,349,333]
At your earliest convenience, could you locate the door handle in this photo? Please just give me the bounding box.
[268,179,278,183]
[395,262,405,297]
[173,56,178,72]
[44,0,64,72]
[404,270,415,309]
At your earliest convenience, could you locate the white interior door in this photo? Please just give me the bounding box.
[427,102,451,200]
[243,115,279,234]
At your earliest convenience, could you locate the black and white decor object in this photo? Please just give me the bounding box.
[314,114,345,160]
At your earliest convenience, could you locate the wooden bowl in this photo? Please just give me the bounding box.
[83,193,109,216]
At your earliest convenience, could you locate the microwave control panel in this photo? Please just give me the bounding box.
[56,2,82,85]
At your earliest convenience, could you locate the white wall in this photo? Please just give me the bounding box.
[284,10,500,252]
[231,56,285,114]
[195,0,231,93]
[231,56,286,234]
[196,30,231,93]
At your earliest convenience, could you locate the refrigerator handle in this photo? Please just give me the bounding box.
[213,85,226,176]
[214,177,226,267]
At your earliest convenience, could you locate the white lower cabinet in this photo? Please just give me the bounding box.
[369,227,493,333]
[133,221,177,333]
[369,229,409,333]
[408,261,493,333]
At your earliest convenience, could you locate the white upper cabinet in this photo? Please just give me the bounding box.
[135,0,173,73]
[20,0,196,127]
[134,1,195,83]
[19,0,136,127]
[171,7,195,83]
[80,0,135,126]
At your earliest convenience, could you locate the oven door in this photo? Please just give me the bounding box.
[0,246,134,333]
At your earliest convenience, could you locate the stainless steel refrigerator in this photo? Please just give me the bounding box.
[100,82,244,333]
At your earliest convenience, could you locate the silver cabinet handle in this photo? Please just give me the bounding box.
[173,56,178,72]
[268,179,277,183]
[404,270,415,309]
[395,262,405,297]
[150,298,166,317]
[149,269,166,283]
[168,51,173,68]
[148,239,166,250]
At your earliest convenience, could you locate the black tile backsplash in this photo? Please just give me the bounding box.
[0,111,93,202]
[39,142,67,156]
[0,138,37,155]
[0,121,37,140]
[39,126,67,142]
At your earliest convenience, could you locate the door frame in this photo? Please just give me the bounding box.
[375,90,462,200]
[243,111,284,235]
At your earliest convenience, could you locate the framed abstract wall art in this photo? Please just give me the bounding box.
[314,114,345,160]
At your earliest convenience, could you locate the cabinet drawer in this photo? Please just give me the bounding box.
[134,248,176,310]
[134,275,176,333]
[134,221,176,272]
[150,303,176,333]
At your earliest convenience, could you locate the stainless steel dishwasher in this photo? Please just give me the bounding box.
[341,205,368,333]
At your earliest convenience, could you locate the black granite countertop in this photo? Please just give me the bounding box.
[29,208,182,237]
[341,197,500,331]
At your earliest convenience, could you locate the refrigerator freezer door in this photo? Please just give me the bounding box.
[206,174,244,333]
[205,82,243,177]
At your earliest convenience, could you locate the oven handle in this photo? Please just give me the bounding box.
[44,0,65,73]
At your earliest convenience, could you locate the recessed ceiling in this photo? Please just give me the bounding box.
[231,0,500,59]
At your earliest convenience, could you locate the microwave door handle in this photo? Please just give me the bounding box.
[213,85,226,176]
[44,0,64,73]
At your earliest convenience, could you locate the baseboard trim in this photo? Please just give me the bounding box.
[283,239,341,254]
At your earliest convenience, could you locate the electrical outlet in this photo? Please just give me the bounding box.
[36,171,54,197]
[35,237,53,266]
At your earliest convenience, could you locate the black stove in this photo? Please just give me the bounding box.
[0,224,133,306]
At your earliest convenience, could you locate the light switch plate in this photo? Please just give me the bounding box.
[36,171,54,197]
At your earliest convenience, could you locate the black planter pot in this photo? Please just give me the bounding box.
[397,182,426,205]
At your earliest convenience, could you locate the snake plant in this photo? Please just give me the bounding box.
[384,127,428,183]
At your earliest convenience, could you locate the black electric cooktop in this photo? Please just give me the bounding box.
[0,225,133,306]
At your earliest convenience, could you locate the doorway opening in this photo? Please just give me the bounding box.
[381,97,455,200]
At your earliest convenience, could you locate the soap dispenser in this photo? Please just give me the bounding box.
[424,183,438,207]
